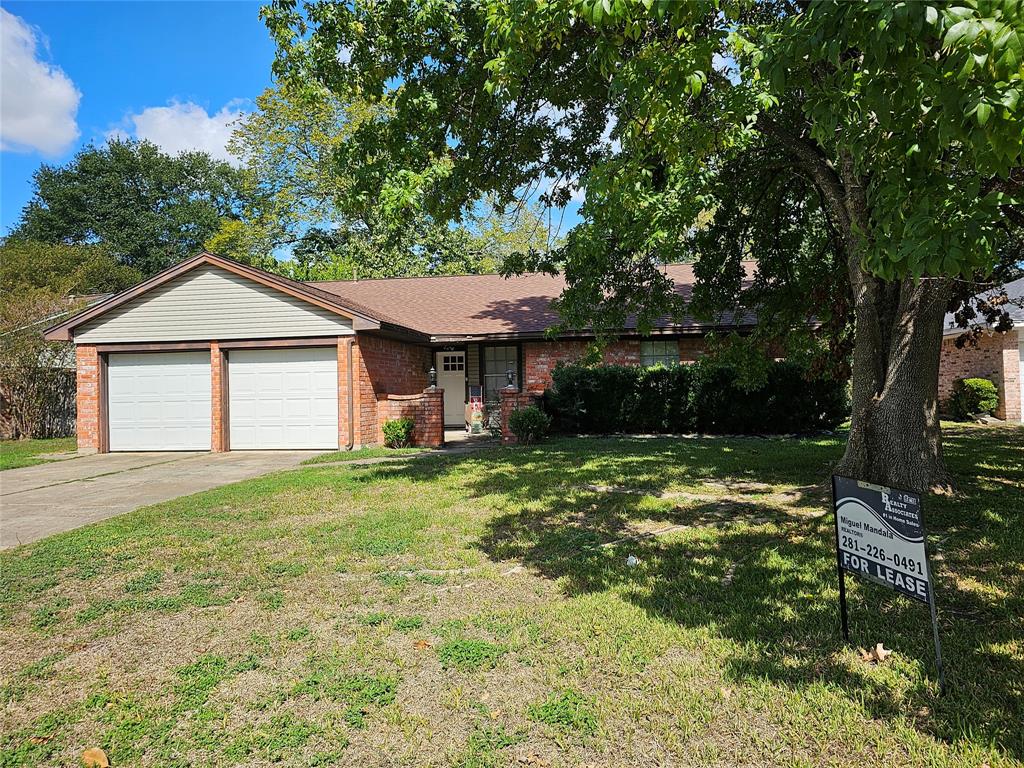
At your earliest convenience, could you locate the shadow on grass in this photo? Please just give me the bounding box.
[364,428,1024,758]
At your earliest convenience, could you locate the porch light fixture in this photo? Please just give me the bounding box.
[506,369,515,387]
[428,366,437,389]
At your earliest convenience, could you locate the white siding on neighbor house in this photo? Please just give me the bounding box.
[75,265,354,343]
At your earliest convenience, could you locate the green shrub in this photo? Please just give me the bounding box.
[949,377,999,419]
[381,417,415,448]
[507,405,551,444]
[544,358,847,435]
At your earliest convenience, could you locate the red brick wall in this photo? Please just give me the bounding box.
[523,337,707,394]
[352,335,433,445]
[938,330,1021,421]
[75,345,101,453]
[523,340,588,393]
[377,390,445,447]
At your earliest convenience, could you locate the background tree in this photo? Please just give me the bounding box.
[265,0,1023,491]
[220,83,555,277]
[11,139,247,277]
[0,240,139,439]
[0,239,140,297]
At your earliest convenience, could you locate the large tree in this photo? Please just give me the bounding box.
[265,0,1023,491]
[12,139,247,277]
[216,83,555,278]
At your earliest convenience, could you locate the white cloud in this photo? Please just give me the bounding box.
[110,100,246,164]
[0,9,81,156]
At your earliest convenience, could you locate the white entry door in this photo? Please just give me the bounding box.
[107,351,211,451]
[228,347,339,449]
[436,351,466,427]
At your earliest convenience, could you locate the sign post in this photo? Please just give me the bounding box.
[831,475,946,695]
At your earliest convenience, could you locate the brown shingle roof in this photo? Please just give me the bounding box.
[310,262,757,340]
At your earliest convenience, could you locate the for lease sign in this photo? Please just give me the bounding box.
[833,476,931,603]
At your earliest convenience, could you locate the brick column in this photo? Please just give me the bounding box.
[75,345,101,453]
[500,387,537,445]
[999,332,1022,421]
[419,388,445,448]
[338,338,352,449]
[211,342,227,451]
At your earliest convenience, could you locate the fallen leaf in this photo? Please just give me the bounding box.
[489,708,502,719]
[859,643,893,664]
[720,686,734,699]
[81,747,110,767]
[413,639,431,650]
[28,735,53,745]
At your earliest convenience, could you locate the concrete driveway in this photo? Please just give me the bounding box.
[0,451,320,549]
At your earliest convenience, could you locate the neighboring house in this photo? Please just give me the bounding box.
[45,252,755,452]
[938,276,1024,422]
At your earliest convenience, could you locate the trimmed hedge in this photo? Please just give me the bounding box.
[949,377,999,420]
[543,360,847,435]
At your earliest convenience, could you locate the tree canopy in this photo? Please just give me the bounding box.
[216,83,556,278]
[11,139,247,277]
[265,0,1023,490]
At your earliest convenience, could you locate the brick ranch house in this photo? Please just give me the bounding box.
[938,275,1023,422]
[44,252,1021,453]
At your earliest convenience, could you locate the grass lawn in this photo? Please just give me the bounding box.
[0,437,77,471]
[1,425,1021,767]
[302,445,429,465]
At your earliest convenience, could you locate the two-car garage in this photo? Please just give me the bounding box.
[42,255,373,453]
[105,347,340,452]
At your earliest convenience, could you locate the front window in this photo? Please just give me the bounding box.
[483,345,518,402]
[640,340,679,368]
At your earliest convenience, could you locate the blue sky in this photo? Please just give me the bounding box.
[1,1,275,233]
[1,1,582,243]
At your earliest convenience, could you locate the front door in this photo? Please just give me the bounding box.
[436,351,466,427]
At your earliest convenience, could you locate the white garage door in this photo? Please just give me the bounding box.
[228,347,339,449]
[107,351,211,451]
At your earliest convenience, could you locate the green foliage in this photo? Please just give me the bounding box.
[382,417,415,448]
[0,240,139,296]
[0,291,78,439]
[436,639,507,671]
[11,139,247,277]
[266,0,1024,482]
[225,84,555,279]
[527,689,598,735]
[392,615,424,632]
[949,377,1000,419]
[291,666,396,727]
[507,405,551,445]
[124,569,162,594]
[544,359,847,435]
[455,724,523,768]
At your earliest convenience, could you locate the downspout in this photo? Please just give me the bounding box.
[346,338,355,450]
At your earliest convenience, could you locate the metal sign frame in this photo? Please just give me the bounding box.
[831,475,946,695]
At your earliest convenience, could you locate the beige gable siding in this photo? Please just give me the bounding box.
[75,265,354,343]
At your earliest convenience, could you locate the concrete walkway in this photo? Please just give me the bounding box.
[0,451,318,549]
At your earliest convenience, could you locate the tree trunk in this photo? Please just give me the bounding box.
[835,260,955,493]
